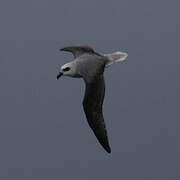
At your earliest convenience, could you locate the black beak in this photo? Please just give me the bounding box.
[57,72,63,79]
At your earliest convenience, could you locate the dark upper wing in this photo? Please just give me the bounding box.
[82,74,111,153]
[60,45,100,58]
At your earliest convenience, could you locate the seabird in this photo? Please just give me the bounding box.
[57,45,128,153]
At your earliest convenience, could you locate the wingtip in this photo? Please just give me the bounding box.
[59,46,71,51]
[107,149,111,153]
[59,47,65,51]
[101,142,111,153]
[105,146,111,153]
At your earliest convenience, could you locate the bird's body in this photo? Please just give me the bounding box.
[57,45,128,153]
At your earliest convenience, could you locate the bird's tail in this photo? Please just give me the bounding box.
[104,51,128,67]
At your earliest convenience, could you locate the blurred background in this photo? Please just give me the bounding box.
[0,0,179,179]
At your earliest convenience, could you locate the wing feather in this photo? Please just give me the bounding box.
[83,75,111,153]
[60,45,102,58]
[60,45,95,58]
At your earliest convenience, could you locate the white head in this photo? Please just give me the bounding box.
[57,61,80,79]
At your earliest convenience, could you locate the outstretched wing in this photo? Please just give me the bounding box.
[60,45,100,58]
[82,74,111,153]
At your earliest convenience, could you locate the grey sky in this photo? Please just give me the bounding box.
[0,0,180,179]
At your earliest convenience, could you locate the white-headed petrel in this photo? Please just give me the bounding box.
[57,45,128,153]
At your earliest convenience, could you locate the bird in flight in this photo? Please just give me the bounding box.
[57,45,128,153]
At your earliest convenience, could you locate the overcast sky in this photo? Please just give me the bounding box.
[0,0,180,179]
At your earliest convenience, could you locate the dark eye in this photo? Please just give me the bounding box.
[62,67,70,72]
